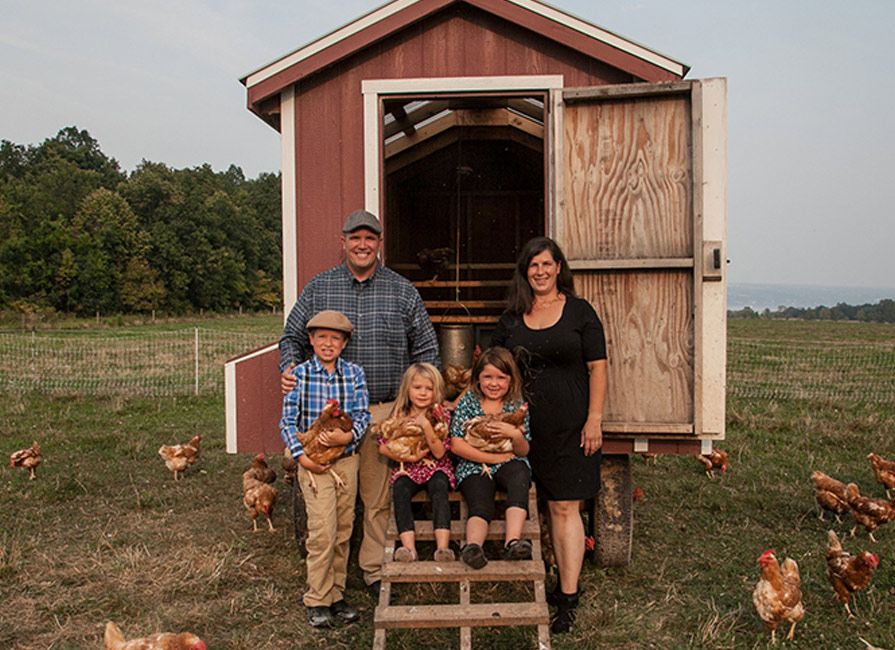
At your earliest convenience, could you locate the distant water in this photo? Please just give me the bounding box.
[727,283,895,312]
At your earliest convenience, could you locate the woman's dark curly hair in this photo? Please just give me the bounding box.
[506,237,576,314]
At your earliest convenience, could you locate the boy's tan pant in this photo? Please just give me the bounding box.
[358,401,395,586]
[299,453,359,607]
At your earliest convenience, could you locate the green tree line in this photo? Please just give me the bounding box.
[729,299,895,322]
[0,127,281,316]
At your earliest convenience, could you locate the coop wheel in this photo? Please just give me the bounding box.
[592,454,632,567]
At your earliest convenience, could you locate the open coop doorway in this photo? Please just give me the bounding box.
[381,93,547,349]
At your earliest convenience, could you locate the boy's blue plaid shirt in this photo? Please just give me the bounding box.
[279,355,371,460]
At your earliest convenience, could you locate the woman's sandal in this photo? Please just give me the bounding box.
[502,538,532,560]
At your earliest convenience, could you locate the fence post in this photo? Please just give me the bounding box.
[194,327,199,396]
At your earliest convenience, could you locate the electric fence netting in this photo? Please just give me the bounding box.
[0,328,276,396]
[727,337,895,405]
[1,330,894,404]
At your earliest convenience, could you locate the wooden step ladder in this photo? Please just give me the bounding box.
[372,486,550,649]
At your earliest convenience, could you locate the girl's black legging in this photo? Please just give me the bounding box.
[392,471,451,534]
[459,459,531,522]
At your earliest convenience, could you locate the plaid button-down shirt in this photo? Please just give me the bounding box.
[278,263,440,404]
[279,355,370,459]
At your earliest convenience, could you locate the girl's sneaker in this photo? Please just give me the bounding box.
[394,546,417,562]
[434,547,456,562]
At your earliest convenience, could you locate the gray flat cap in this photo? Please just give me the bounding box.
[342,209,382,235]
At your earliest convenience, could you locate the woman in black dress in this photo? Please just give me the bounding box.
[491,237,607,634]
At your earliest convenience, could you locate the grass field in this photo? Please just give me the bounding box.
[2,318,895,649]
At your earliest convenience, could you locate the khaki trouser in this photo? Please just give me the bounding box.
[358,401,395,585]
[300,453,359,607]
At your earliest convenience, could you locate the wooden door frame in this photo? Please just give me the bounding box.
[362,75,564,236]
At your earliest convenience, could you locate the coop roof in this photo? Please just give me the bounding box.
[241,0,689,115]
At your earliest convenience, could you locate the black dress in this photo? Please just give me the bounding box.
[491,296,607,501]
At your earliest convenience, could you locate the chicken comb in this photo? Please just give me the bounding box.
[869,553,880,568]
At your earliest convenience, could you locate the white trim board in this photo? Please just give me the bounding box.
[243,0,686,88]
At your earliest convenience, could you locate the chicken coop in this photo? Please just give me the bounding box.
[226,0,727,568]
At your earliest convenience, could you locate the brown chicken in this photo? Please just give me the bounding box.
[416,246,454,280]
[10,441,41,480]
[157,434,200,481]
[281,447,298,485]
[375,403,448,473]
[697,449,729,478]
[825,529,879,617]
[104,621,206,650]
[868,453,895,499]
[295,399,353,492]
[248,453,276,483]
[463,403,528,478]
[243,468,277,532]
[811,470,850,523]
[846,483,895,542]
[443,364,473,401]
[751,549,805,645]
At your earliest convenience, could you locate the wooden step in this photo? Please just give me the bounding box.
[385,519,541,540]
[382,559,545,583]
[374,602,548,630]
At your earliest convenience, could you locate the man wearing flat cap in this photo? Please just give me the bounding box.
[279,209,440,596]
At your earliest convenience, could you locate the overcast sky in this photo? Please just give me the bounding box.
[2,0,893,291]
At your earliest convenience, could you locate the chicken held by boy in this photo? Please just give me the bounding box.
[10,441,41,480]
[158,434,200,481]
[811,470,850,523]
[751,549,805,645]
[826,529,879,617]
[295,398,353,493]
[103,621,206,650]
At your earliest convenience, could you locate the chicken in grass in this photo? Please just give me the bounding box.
[752,549,805,645]
[158,434,200,481]
[248,453,276,484]
[243,467,277,532]
[868,452,895,499]
[375,403,448,475]
[462,403,528,478]
[281,447,298,485]
[10,441,41,480]
[104,621,206,650]
[846,482,895,542]
[811,470,850,523]
[697,448,729,478]
[826,529,879,617]
[294,399,353,493]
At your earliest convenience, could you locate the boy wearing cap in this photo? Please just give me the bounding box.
[280,310,370,628]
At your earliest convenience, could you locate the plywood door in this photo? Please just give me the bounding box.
[551,79,726,438]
